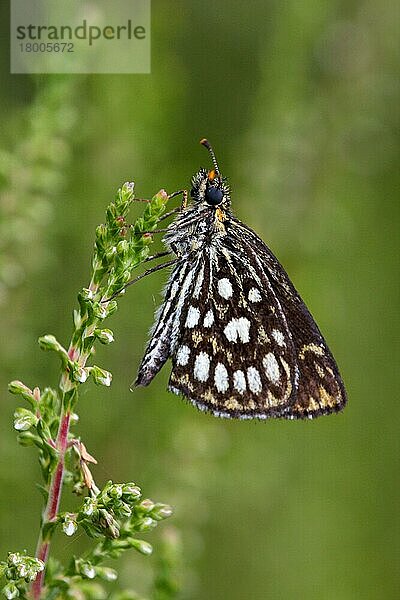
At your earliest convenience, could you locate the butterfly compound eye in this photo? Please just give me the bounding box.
[205,186,223,206]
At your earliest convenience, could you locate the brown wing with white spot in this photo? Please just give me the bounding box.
[230,219,347,419]
[168,245,300,419]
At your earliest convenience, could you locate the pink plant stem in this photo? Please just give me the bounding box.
[31,409,71,599]
[30,283,99,599]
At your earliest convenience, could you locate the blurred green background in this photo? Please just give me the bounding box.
[0,1,399,598]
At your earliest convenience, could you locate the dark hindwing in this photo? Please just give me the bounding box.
[168,243,300,419]
[231,219,347,419]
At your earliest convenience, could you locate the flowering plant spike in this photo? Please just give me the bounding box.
[4,183,177,600]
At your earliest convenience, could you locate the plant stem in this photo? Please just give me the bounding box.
[31,402,71,600]
[31,266,104,597]
[31,338,95,599]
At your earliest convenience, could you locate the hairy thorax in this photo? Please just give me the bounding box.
[163,204,228,257]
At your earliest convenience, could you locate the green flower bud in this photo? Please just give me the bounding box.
[152,189,168,209]
[98,509,120,538]
[135,517,157,532]
[72,365,89,383]
[7,552,21,566]
[62,515,77,537]
[151,503,173,520]
[80,288,95,302]
[105,246,117,262]
[109,484,123,499]
[80,562,96,579]
[25,571,37,583]
[93,303,108,319]
[135,499,154,514]
[116,239,129,255]
[121,181,135,197]
[81,497,97,517]
[8,381,33,401]
[38,334,65,353]
[2,583,19,599]
[78,288,96,314]
[95,223,108,244]
[33,559,44,571]
[95,328,114,344]
[23,558,45,582]
[122,483,141,501]
[13,408,38,431]
[91,366,112,387]
[16,564,27,579]
[95,566,118,582]
[130,539,153,556]
[113,500,132,518]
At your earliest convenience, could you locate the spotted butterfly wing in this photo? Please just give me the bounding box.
[224,219,346,418]
[167,244,297,417]
[134,140,347,420]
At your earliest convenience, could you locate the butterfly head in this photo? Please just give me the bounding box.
[190,139,230,210]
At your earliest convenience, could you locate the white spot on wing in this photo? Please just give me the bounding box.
[185,306,200,328]
[263,353,280,384]
[194,352,210,382]
[223,317,251,343]
[214,363,229,393]
[203,309,214,327]
[233,370,246,394]
[217,278,233,299]
[233,317,250,342]
[248,287,262,302]
[247,367,262,393]
[176,345,190,366]
[272,329,285,346]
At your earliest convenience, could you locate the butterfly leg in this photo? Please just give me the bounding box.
[168,189,188,209]
[103,258,179,302]
[122,258,179,290]
[181,189,188,210]
[134,227,170,235]
[143,251,171,263]
[156,207,181,223]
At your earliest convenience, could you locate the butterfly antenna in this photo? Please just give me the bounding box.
[200,138,220,174]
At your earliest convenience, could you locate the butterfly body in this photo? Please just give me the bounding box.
[135,143,346,420]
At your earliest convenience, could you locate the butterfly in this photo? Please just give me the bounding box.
[133,139,347,420]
